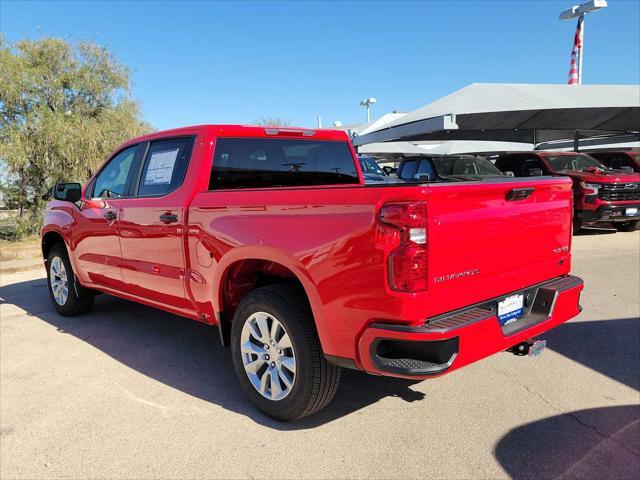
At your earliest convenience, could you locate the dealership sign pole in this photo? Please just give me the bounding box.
[560,0,607,85]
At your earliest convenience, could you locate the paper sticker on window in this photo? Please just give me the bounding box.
[144,149,179,185]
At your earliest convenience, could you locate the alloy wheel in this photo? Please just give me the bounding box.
[49,256,69,306]
[240,311,296,401]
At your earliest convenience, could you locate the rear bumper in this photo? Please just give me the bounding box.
[577,204,640,223]
[357,275,584,379]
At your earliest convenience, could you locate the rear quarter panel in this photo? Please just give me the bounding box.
[187,185,429,360]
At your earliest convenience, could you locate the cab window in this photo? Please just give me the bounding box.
[209,138,359,189]
[137,137,194,196]
[92,146,138,198]
[497,155,544,177]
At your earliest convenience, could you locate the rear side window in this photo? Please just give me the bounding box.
[495,156,513,173]
[497,155,544,177]
[138,137,193,196]
[209,138,359,189]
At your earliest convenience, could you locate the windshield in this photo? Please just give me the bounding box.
[358,156,386,176]
[432,156,504,177]
[545,154,607,172]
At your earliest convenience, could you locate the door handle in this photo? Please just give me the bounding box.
[506,188,534,201]
[159,213,179,224]
[103,211,117,221]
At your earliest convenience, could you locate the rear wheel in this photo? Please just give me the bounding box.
[230,285,340,421]
[573,217,583,234]
[614,221,639,232]
[46,243,94,316]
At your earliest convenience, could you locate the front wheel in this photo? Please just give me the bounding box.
[614,221,639,232]
[230,285,340,421]
[46,243,94,316]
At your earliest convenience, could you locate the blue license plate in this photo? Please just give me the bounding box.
[498,294,524,326]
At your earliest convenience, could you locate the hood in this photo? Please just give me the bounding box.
[562,168,640,183]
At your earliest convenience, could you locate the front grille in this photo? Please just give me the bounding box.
[598,183,640,201]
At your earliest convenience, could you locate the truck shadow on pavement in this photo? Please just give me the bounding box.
[542,317,640,391]
[495,405,640,480]
[495,316,640,479]
[0,277,424,429]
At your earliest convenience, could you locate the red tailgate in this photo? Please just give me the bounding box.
[423,177,574,317]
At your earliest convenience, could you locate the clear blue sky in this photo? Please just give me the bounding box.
[2,0,639,130]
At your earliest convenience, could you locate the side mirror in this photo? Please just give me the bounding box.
[527,168,543,177]
[504,171,515,177]
[53,183,82,202]
[382,166,397,176]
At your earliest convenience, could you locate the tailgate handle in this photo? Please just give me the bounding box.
[159,213,179,224]
[506,188,534,201]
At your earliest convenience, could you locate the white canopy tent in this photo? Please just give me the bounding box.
[352,83,640,147]
[357,142,430,155]
[352,112,407,136]
[359,140,535,156]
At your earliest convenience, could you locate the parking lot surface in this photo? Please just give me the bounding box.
[1,230,639,479]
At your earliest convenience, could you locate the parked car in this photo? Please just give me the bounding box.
[382,165,397,176]
[42,125,584,420]
[588,150,640,173]
[495,151,640,232]
[357,154,402,183]
[397,155,508,181]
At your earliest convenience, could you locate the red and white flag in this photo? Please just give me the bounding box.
[567,16,584,85]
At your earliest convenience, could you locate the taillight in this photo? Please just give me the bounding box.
[380,202,428,292]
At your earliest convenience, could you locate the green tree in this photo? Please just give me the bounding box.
[251,116,292,126]
[0,35,150,238]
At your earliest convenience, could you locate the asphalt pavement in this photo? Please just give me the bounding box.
[1,229,639,479]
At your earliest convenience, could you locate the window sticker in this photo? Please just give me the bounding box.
[144,148,179,185]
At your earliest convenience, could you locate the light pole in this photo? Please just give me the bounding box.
[560,0,607,84]
[360,97,376,123]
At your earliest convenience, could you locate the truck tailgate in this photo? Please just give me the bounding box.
[424,177,573,317]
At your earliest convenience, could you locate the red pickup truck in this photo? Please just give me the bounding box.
[495,151,640,232]
[42,125,584,420]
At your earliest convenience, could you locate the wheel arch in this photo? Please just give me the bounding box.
[41,230,67,262]
[41,224,84,285]
[212,248,325,349]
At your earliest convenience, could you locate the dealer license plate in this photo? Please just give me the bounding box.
[625,208,638,216]
[529,340,547,357]
[498,294,524,325]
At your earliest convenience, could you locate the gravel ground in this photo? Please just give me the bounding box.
[1,229,638,479]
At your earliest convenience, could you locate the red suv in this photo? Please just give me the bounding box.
[495,151,640,232]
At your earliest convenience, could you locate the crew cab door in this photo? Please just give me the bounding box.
[117,137,195,310]
[75,144,143,289]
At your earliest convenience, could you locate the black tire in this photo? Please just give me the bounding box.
[573,217,583,234]
[613,221,639,232]
[230,285,340,421]
[46,243,94,316]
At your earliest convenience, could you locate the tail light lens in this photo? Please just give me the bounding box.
[380,202,427,292]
